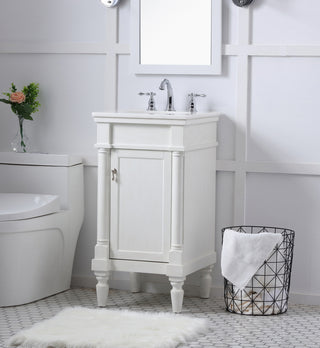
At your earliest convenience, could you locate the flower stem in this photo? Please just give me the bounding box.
[18,117,26,153]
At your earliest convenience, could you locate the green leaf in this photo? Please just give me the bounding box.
[0,98,12,105]
[22,82,41,113]
[10,102,34,119]
[10,83,17,93]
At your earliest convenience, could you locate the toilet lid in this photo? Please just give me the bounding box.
[0,193,60,222]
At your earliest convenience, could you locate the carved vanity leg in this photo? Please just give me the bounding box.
[199,265,214,299]
[92,147,112,307]
[95,271,111,307]
[169,277,185,313]
[130,272,141,293]
[168,152,185,313]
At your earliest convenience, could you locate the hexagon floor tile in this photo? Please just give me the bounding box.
[1,288,320,348]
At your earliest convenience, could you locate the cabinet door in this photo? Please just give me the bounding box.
[110,149,171,262]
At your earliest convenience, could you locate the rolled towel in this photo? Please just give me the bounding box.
[221,229,283,290]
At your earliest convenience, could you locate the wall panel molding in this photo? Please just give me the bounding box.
[232,8,250,225]
[3,42,320,58]
[2,42,320,58]
[217,160,320,176]
[224,44,320,57]
[84,157,320,177]
[3,5,318,209]
[0,42,109,55]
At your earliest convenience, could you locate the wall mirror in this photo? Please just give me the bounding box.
[131,0,222,75]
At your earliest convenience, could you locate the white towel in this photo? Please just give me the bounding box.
[221,229,283,290]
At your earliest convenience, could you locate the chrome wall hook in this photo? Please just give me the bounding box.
[101,0,120,8]
[232,0,254,7]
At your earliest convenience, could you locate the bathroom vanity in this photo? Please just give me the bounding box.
[92,111,219,312]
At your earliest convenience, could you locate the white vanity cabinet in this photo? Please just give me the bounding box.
[92,111,219,312]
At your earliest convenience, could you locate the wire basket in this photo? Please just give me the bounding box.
[222,226,295,315]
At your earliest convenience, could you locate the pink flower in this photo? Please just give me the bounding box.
[10,91,25,104]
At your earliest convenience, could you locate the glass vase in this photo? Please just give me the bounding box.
[11,116,30,153]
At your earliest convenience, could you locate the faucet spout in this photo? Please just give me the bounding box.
[159,79,175,112]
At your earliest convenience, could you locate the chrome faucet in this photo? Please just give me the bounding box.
[159,79,175,112]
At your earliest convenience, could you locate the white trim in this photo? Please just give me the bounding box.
[217,160,320,176]
[224,44,320,57]
[104,8,119,111]
[232,8,250,225]
[2,42,320,59]
[245,161,320,176]
[0,41,108,54]
[2,41,320,58]
[290,292,320,306]
[216,160,238,172]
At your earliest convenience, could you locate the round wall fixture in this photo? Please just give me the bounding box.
[101,0,120,7]
[232,0,254,7]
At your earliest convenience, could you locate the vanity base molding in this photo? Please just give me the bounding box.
[92,111,219,312]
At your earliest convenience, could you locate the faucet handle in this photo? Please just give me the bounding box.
[138,92,157,111]
[188,93,206,113]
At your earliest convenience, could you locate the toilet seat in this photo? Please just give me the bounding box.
[0,193,60,222]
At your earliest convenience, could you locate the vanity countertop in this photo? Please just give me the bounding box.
[92,111,220,126]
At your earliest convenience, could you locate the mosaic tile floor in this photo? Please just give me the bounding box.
[1,288,320,347]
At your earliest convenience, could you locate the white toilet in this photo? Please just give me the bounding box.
[0,152,84,306]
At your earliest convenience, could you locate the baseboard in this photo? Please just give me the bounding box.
[141,279,224,299]
[71,275,320,306]
[71,275,96,289]
[289,292,320,306]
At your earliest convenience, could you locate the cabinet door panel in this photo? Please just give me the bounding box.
[110,150,171,262]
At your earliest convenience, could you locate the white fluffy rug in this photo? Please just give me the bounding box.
[8,307,208,348]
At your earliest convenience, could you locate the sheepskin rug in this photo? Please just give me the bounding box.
[8,307,208,348]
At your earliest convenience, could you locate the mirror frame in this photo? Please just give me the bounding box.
[131,0,222,75]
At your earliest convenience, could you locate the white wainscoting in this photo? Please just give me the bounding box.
[1,0,320,304]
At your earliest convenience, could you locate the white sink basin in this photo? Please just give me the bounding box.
[146,110,192,116]
[93,111,219,121]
